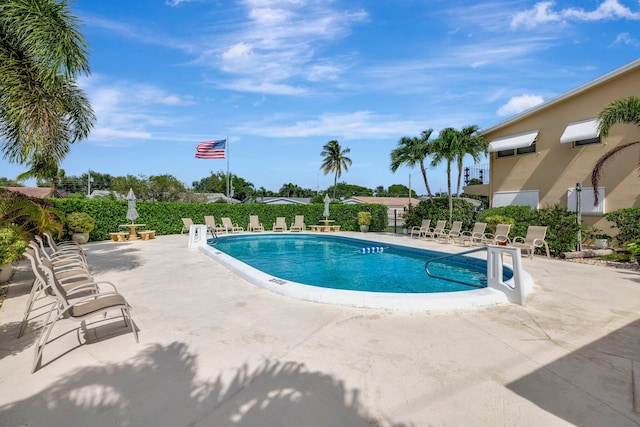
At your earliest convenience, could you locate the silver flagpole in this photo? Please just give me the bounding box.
[226,136,230,199]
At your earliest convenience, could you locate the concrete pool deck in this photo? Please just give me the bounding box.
[1,232,640,426]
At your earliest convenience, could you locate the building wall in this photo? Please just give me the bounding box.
[484,65,640,233]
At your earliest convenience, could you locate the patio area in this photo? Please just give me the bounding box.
[1,233,640,426]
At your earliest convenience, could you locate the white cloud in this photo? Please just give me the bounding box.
[200,1,367,94]
[610,32,639,47]
[79,76,194,142]
[235,111,422,140]
[497,94,544,116]
[511,0,640,29]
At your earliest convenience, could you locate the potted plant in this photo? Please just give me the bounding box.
[358,211,372,232]
[0,226,28,283]
[594,233,611,249]
[66,212,95,244]
[625,240,640,265]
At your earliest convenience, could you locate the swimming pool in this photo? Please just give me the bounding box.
[199,233,533,311]
[212,234,506,293]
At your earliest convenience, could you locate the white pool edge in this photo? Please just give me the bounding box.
[198,235,534,312]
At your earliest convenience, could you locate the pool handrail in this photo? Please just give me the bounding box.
[425,245,527,306]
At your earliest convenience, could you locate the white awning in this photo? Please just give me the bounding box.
[560,118,599,143]
[488,130,538,152]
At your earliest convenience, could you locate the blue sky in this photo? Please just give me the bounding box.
[2,0,639,194]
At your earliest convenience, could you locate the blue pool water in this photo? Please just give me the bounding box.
[212,234,512,293]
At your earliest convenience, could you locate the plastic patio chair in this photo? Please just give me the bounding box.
[459,222,487,246]
[272,217,287,232]
[423,220,446,240]
[181,218,194,234]
[512,225,550,259]
[31,257,138,373]
[410,219,431,238]
[221,217,244,233]
[290,215,306,232]
[482,224,512,245]
[248,215,265,232]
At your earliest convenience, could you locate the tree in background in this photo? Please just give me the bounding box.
[320,140,352,199]
[0,0,94,169]
[390,129,435,202]
[388,184,415,198]
[591,96,640,205]
[16,157,66,196]
[430,127,459,223]
[452,125,488,197]
[191,171,254,201]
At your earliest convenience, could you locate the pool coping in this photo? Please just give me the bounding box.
[199,232,533,311]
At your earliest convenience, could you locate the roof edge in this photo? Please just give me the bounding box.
[480,58,640,136]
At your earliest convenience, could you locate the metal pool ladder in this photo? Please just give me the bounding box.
[425,245,527,306]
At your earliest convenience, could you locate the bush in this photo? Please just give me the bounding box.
[604,208,640,244]
[51,199,389,242]
[404,197,476,230]
[0,226,28,265]
[481,215,515,235]
[357,211,371,226]
[476,205,533,238]
[65,212,96,234]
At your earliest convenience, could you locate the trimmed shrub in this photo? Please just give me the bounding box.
[51,199,388,242]
[604,208,640,244]
[404,197,476,230]
[476,205,533,238]
[482,215,515,235]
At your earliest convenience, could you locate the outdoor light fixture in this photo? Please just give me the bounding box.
[576,182,582,251]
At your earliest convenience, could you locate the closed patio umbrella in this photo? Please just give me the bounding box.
[126,188,139,223]
[323,194,330,219]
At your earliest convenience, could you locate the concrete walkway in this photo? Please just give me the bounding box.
[1,233,640,426]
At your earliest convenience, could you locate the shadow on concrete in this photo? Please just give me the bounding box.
[84,245,143,275]
[507,319,640,427]
[0,321,37,361]
[0,342,413,427]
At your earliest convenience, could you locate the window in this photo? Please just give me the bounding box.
[497,140,537,157]
[573,136,601,147]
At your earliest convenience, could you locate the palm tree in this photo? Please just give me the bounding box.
[430,127,460,223]
[16,156,66,197]
[453,125,488,197]
[591,96,640,205]
[390,129,435,202]
[320,140,352,199]
[0,0,95,168]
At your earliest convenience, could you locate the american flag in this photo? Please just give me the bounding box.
[195,139,226,159]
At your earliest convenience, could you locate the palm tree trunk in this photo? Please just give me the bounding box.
[333,173,338,199]
[420,162,434,202]
[447,162,453,223]
[456,160,463,197]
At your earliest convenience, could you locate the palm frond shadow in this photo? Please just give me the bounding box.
[0,342,413,427]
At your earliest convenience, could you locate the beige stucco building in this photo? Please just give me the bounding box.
[478,59,640,233]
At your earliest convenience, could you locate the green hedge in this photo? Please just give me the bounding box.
[476,205,534,239]
[404,197,476,230]
[51,199,388,242]
[604,208,640,244]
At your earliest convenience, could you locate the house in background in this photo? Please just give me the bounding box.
[479,59,640,233]
[2,186,65,199]
[254,197,311,204]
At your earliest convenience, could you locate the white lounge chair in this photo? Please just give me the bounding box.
[290,215,306,232]
[272,217,287,232]
[482,223,511,245]
[248,215,265,232]
[32,257,138,372]
[423,220,446,240]
[181,218,194,234]
[459,222,487,246]
[410,219,431,238]
[221,217,244,233]
[439,221,463,243]
[512,225,550,259]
